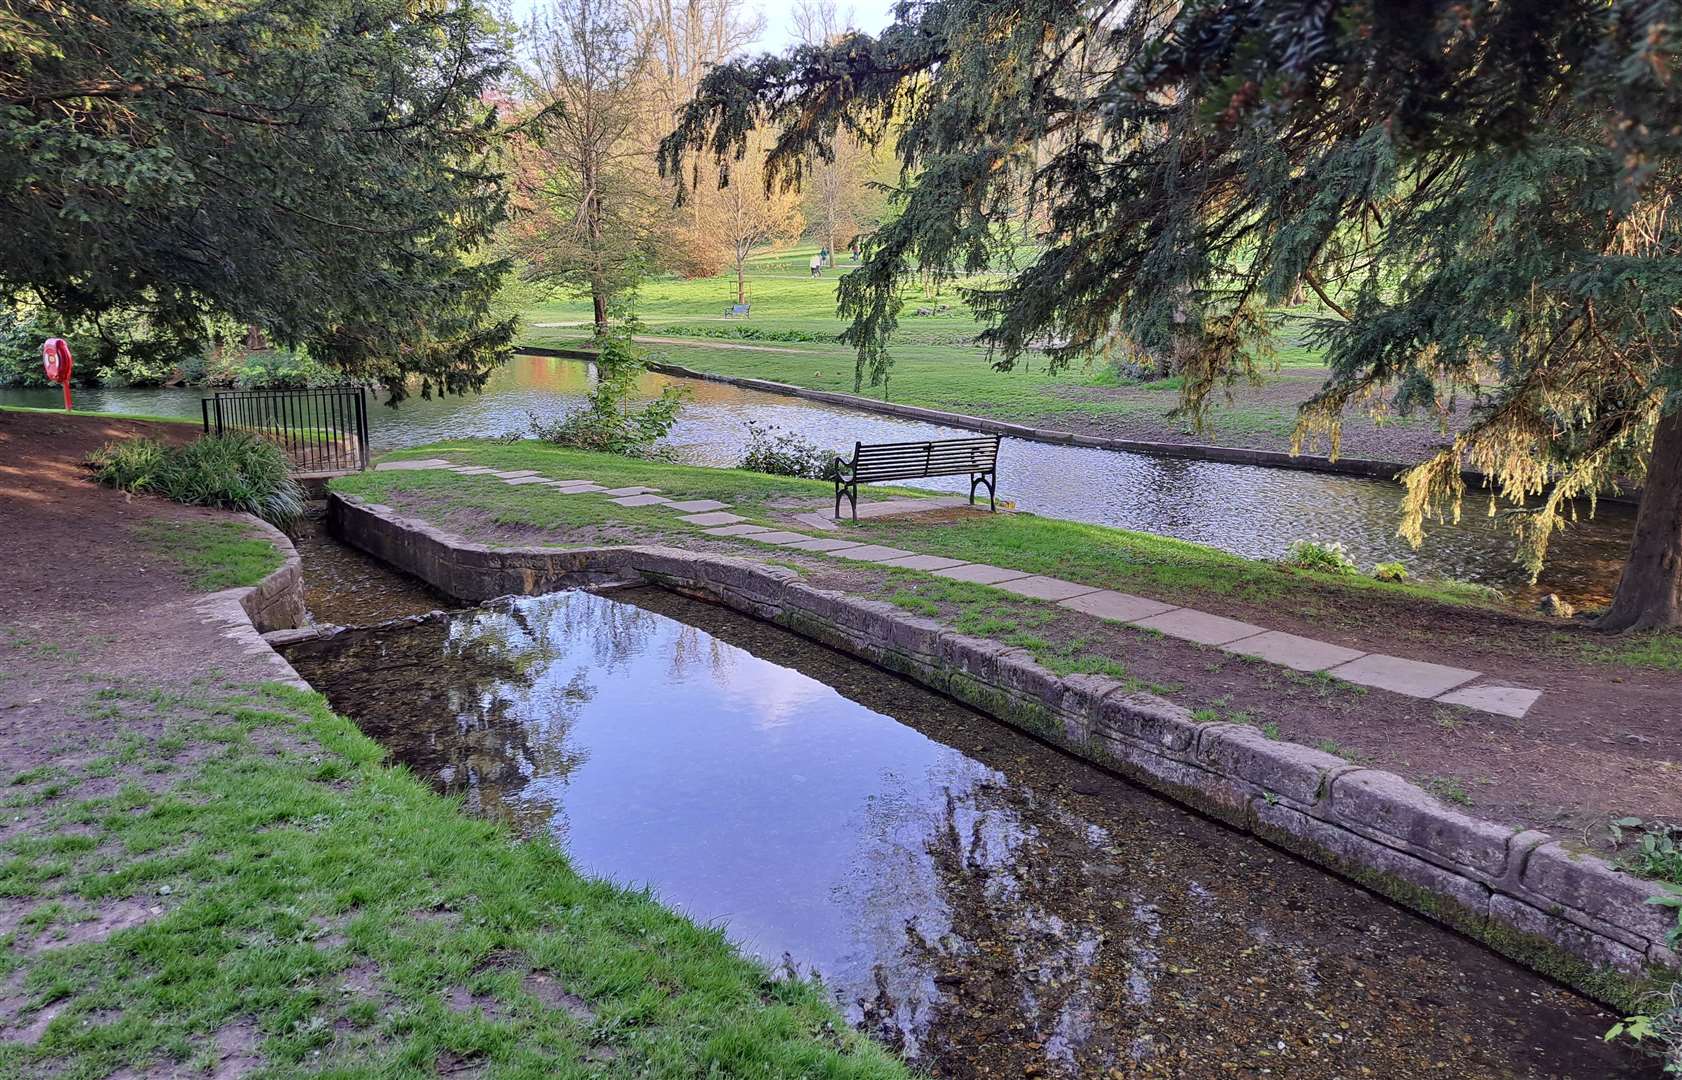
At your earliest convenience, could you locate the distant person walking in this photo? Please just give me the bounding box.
[809,254,822,277]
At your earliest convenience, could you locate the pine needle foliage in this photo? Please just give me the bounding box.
[1,0,517,401]
[659,0,1682,628]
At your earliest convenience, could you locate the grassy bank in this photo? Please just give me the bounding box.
[516,247,1461,458]
[352,442,1503,612]
[133,519,283,591]
[0,680,914,1079]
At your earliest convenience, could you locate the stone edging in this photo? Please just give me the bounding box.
[191,514,309,689]
[326,492,1679,1007]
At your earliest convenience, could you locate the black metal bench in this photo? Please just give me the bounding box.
[833,434,1000,521]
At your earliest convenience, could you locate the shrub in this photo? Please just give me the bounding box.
[738,421,837,479]
[89,433,305,526]
[528,329,685,457]
[88,437,169,491]
[1372,561,1408,582]
[1281,538,1359,575]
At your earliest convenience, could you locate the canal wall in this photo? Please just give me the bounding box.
[326,491,1679,1009]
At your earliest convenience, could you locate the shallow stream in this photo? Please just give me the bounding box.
[282,585,1653,1079]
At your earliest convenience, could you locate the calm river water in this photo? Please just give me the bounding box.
[283,587,1653,1079]
[3,354,1633,604]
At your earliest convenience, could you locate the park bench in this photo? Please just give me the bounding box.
[723,303,750,318]
[833,434,1000,521]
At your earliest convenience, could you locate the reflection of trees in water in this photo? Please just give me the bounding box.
[300,592,675,836]
[848,773,1139,1079]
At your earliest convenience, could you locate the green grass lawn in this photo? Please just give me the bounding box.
[517,246,1336,436]
[341,443,1681,674]
[134,519,284,591]
[346,443,1500,616]
[0,681,913,1078]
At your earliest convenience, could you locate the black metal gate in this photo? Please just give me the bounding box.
[201,386,369,473]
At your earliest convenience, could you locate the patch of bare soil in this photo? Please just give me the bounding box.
[0,411,293,778]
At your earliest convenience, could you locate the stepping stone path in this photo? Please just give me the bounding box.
[373,458,1543,719]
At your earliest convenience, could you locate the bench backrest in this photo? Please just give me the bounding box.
[850,435,999,482]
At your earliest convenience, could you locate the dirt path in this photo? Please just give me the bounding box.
[0,411,296,774]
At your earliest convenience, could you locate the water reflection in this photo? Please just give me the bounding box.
[3,354,1631,603]
[283,588,1650,1079]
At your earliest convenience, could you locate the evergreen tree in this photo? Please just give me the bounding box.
[1,0,515,400]
[660,0,1682,630]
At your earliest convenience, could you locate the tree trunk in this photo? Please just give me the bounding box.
[244,324,266,351]
[736,261,746,305]
[1598,406,1682,631]
[592,288,608,330]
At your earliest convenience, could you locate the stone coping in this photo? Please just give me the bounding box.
[193,513,310,689]
[325,491,1679,1008]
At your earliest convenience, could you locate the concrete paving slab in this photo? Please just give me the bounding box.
[489,469,540,479]
[1221,630,1366,672]
[1131,608,1267,646]
[552,483,607,493]
[1056,590,1177,623]
[680,511,745,526]
[783,537,865,553]
[502,475,553,485]
[880,554,971,572]
[663,499,730,513]
[932,563,1034,585]
[598,486,658,496]
[1326,653,1480,698]
[833,544,916,563]
[611,493,671,506]
[454,466,497,474]
[748,531,813,545]
[792,512,840,531]
[703,524,774,537]
[375,458,452,471]
[994,575,1102,602]
[1434,684,1542,718]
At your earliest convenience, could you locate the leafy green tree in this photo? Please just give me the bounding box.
[504,0,665,330]
[1,0,515,400]
[660,0,1682,630]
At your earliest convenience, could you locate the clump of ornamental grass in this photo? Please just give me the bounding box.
[89,432,305,526]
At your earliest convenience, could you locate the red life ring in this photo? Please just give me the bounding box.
[40,338,74,410]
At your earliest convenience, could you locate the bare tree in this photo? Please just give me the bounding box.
[718,136,803,304]
[511,0,661,329]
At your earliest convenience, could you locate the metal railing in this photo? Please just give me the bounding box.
[201,386,370,473]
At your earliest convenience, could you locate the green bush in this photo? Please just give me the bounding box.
[738,421,838,479]
[186,348,334,389]
[88,433,305,526]
[528,329,685,457]
[1281,538,1359,575]
[1372,560,1408,582]
[88,437,169,491]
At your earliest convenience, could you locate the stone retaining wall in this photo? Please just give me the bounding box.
[328,492,1679,1008]
[187,513,310,689]
[237,516,309,633]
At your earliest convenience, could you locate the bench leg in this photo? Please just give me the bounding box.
[971,472,996,512]
[849,483,858,522]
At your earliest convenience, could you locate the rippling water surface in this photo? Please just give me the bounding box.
[283,587,1649,1079]
[3,354,1632,604]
